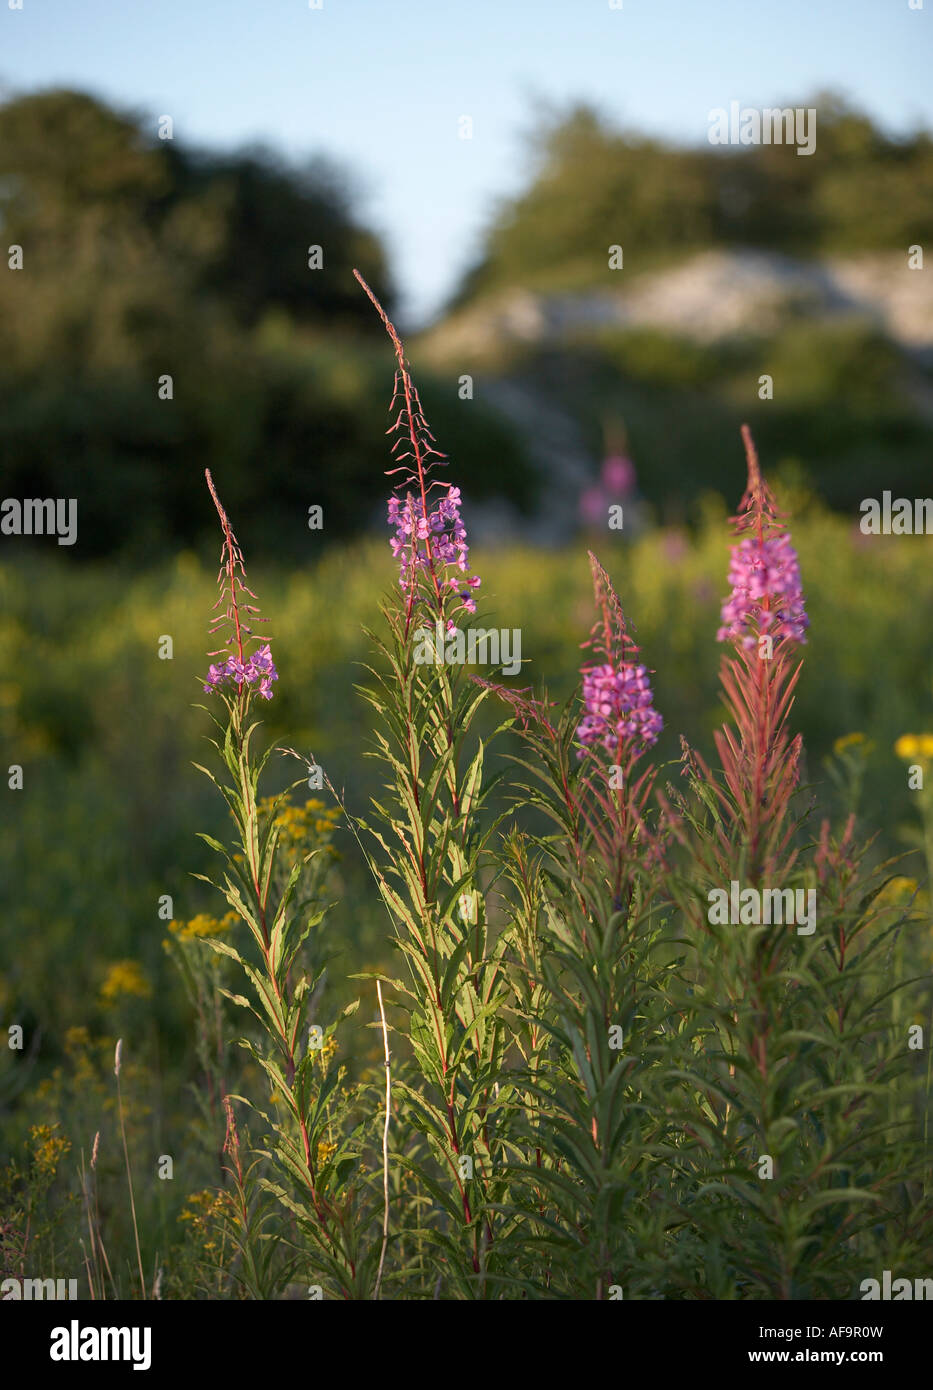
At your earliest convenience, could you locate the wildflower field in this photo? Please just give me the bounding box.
[2,276,932,1308]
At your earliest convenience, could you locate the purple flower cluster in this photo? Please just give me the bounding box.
[576,661,663,757]
[388,486,481,613]
[204,643,278,699]
[717,533,809,649]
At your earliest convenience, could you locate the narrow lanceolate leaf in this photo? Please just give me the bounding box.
[268,859,303,979]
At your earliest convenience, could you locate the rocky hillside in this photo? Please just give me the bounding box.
[420,250,932,367]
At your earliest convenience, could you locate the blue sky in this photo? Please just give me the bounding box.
[2,0,931,324]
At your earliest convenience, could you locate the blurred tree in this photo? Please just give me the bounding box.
[0,90,532,557]
[452,93,933,301]
[175,145,391,330]
[0,89,393,348]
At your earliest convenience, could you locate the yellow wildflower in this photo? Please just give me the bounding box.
[64,1026,90,1055]
[316,1139,338,1165]
[178,1189,227,1256]
[30,1123,70,1177]
[894,734,933,762]
[267,799,339,847]
[313,1035,339,1066]
[168,912,238,940]
[875,876,925,912]
[834,732,873,756]
[100,960,151,1003]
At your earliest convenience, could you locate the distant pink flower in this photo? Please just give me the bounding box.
[602,454,636,497]
[663,530,687,564]
[692,577,716,605]
[580,485,607,526]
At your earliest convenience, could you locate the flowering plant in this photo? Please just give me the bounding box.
[175,288,932,1301]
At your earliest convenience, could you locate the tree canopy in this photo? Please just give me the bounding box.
[453,94,933,303]
[0,91,532,557]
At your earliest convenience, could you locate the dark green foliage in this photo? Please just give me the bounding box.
[0,90,534,559]
[454,96,933,302]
